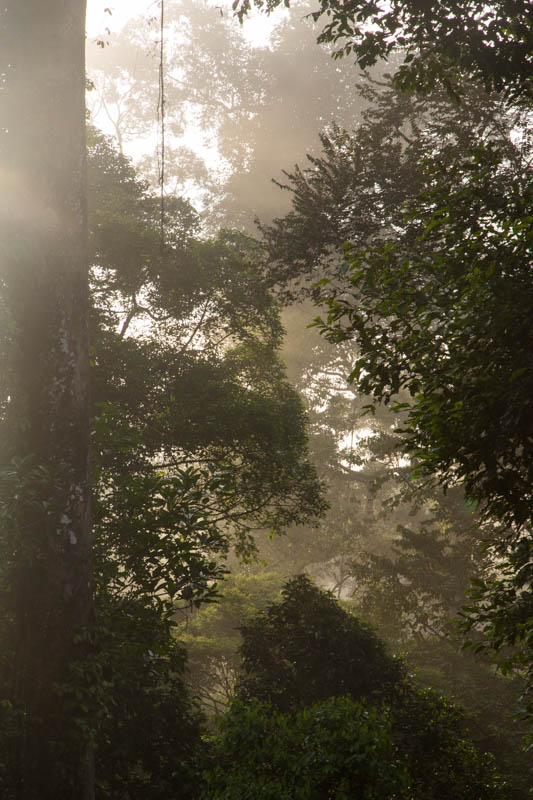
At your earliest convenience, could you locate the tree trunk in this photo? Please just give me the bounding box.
[0,2,93,798]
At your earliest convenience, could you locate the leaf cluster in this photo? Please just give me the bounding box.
[203,696,408,799]
[225,577,505,799]
[235,0,533,101]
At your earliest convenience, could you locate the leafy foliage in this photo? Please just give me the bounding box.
[90,595,204,800]
[202,696,409,800]
[251,63,533,744]
[319,140,533,528]
[235,0,533,101]
[260,73,522,297]
[235,576,505,799]
[178,571,285,715]
[237,575,405,710]
[84,130,326,792]
[88,128,326,551]
[315,133,533,732]
[0,128,326,795]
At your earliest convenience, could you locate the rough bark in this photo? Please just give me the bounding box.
[0,2,93,798]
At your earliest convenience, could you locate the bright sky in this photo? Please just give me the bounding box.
[86,1,156,37]
[86,0,279,46]
[85,0,287,208]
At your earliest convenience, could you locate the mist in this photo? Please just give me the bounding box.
[1,0,532,796]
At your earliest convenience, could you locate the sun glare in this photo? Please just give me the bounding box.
[86,0,282,46]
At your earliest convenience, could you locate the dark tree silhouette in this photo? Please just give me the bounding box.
[1,2,93,797]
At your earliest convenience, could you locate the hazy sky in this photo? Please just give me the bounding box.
[86,1,164,37]
[86,0,279,45]
[85,0,287,210]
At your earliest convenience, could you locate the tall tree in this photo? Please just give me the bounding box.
[0,2,93,798]
[250,71,533,777]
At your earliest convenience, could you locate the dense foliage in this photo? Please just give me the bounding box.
[319,141,533,530]
[203,697,409,799]
[316,118,533,733]
[246,54,533,742]
[4,0,533,794]
[232,577,504,799]
[88,128,325,552]
[0,128,326,797]
[88,129,324,794]
[237,575,404,709]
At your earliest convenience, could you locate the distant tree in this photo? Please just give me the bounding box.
[237,575,405,710]
[347,480,531,796]
[86,0,368,230]
[179,571,285,716]
[0,3,93,798]
[257,312,415,593]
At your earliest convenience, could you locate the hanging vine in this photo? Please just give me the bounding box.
[157,0,166,248]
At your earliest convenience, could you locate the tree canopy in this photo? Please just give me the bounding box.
[0,126,326,798]
[3,0,533,793]
[232,577,504,799]
[249,36,533,739]
[203,696,409,799]
[235,0,533,100]
[314,107,533,733]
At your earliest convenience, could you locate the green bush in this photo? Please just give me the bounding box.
[234,577,505,799]
[202,696,409,799]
